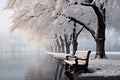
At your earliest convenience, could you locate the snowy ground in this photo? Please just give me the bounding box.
[47,52,120,77]
[84,59,120,77]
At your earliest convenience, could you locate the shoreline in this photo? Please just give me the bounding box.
[47,52,120,80]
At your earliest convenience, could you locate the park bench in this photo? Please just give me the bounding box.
[64,51,91,73]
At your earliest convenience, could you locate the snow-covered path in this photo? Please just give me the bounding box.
[47,52,120,77]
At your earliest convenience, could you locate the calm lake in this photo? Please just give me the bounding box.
[0,51,120,80]
[0,51,66,80]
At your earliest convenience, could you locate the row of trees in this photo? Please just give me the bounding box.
[0,44,26,52]
[0,44,42,53]
[48,25,84,55]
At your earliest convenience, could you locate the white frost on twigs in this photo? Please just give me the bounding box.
[5,0,120,45]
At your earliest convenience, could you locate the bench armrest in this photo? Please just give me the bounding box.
[74,58,86,64]
[66,55,77,60]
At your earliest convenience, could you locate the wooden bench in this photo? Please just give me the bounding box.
[64,51,91,73]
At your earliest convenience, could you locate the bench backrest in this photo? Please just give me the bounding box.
[75,51,91,66]
[75,51,88,59]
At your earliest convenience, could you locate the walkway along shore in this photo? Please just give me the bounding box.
[47,52,120,80]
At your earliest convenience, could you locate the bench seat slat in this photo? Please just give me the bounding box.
[64,60,86,66]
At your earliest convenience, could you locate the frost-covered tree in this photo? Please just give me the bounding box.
[5,0,120,58]
[55,34,61,52]
[59,35,65,53]
[81,0,107,58]
[65,0,120,58]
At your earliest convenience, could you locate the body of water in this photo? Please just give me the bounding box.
[0,51,66,80]
[0,51,120,80]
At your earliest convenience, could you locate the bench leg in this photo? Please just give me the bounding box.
[65,64,89,74]
[72,64,78,73]
[72,65,88,73]
[65,63,69,72]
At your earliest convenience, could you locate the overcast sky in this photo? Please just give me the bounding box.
[0,0,11,34]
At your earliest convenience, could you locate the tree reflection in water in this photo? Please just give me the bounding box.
[24,53,71,80]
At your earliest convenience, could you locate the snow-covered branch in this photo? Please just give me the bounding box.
[5,0,120,45]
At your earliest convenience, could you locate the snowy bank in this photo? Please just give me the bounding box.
[46,52,120,77]
[46,52,70,60]
[84,59,120,77]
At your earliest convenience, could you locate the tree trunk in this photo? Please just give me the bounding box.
[60,36,65,53]
[61,44,65,53]
[55,45,57,52]
[66,44,70,54]
[57,43,61,53]
[72,27,77,55]
[55,34,61,53]
[95,22,107,58]
[64,34,71,54]
[94,17,107,58]
[73,40,78,55]
[95,38,107,58]
[92,4,107,59]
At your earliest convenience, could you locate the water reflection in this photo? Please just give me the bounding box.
[0,51,70,80]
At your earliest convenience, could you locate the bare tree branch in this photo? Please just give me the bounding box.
[76,27,84,38]
[81,3,92,6]
[68,16,96,39]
